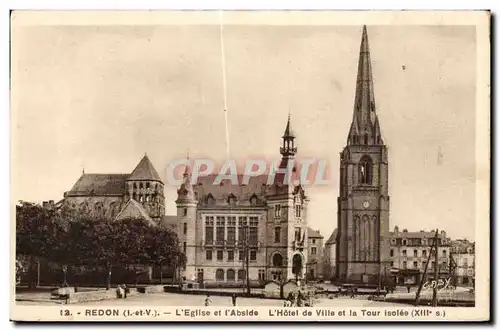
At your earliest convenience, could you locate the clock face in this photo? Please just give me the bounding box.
[362,201,370,209]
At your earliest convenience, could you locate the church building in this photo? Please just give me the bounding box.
[176,116,309,285]
[336,26,391,284]
[62,154,165,224]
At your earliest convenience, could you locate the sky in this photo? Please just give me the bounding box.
[11,22,477,241]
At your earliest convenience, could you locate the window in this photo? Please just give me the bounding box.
[250,220,259,245]
[238,217,247,242]
[183,208,187,217]
[442,250,447,257]
[227,269,235,281]
[422,250,427,257]
[227,250,234,261]
[183,222,187,235]
[403,261,407,269]
[312,239,316,244]
[237,269,246,281]
[205,217,214,245]
[295,205,301,218]
[274,227,281,243]
[227,217,236,245]
[217,250,223,261]
[250,250,257,261]
[239,250,245,261]
[402,240,407,246]
[215,269,224,281]
[413,250,418,257]
[390,249,394,257]
[272,253,283,267]
[311,247,317,255]
[206,250,212,261]
[402,250,407,257]
[207,194,215,206]
[216,217,225,243]
[274,205,281,218]
[413,261,418,269]
[359,155,373,185]
[183,242,186,254]
[422,262,426,269]
[295,227,302,242]
[258,269,265,281]
[463,258,468,267]
[390,261,394,267]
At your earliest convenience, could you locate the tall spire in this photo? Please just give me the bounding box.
[347,25,383,146]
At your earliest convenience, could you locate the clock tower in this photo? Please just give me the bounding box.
[335,26,390,284]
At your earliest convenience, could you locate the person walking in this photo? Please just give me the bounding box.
[204,294,212,307]
[406,285,411,293]
[231,293,237,307]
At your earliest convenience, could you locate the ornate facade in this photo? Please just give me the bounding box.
[176,116,310,285]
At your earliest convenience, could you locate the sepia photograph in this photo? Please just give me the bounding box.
[9,10,490,322]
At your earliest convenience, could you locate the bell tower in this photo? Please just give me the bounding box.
[336,26,390,284]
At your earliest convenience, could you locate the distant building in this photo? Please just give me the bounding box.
[389,226,451,285]
[176,116,310,285]
[451,239,475,287]
[306,228,323,280]
[62,154,166,223]
[323,229,337,281]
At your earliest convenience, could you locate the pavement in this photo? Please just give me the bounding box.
[15,292,412,308]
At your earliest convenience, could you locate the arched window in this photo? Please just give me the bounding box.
[250,195,258,206]
[227,193,237,206]
[237,269,246,280]
[146,182,150,189]
[359,155,373,185]
[272,253,283,267]
[207,194,215,206]
[139,182,144,189]
[215,269,224,281]
[227,269,235,281]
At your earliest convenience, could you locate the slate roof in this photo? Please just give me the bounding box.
[325,229,337,245]
[114,199,154,224]
[194,174,269,202]
[307,227,323,239]
[66,174,129,196]
[128,155,162,182]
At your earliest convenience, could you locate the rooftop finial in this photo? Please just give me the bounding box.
[82,167,85,174]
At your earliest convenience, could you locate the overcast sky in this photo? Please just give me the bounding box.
[11,22,477,241]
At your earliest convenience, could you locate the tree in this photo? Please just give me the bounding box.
[148,225,185,284]
[16,201,64,287]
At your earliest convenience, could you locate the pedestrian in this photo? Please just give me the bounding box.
[204,294,212,307]
[123,284,128,299]
[231,293,237,306]
[407,285,411,293]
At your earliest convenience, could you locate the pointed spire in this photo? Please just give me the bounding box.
[347,25,383,146]
[282,112,296,139]
[183,150,191,178]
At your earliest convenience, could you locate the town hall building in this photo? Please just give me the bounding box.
[175,116,310,285]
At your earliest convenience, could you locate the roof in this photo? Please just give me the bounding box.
[282,113,296,138]
[128,155,162,182]
[66,174,129,196]
[194,174,270,204]
[325,229,338,245]
[114,199,154,224]
[307,227,323,239]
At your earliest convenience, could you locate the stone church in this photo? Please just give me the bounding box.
[175,116,310,285]
[336,26,391,284]
[62,154,165,224]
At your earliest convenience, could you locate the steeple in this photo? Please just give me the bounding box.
[280,113,297,157]
[177,151,195,201]
[347,25,383,146]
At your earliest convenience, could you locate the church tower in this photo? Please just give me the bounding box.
[336,26,390,284]
[125,154,165,222]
